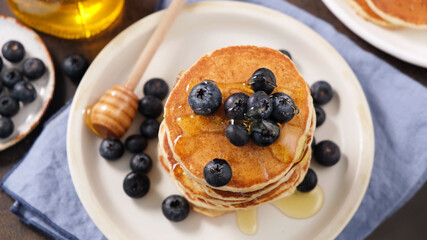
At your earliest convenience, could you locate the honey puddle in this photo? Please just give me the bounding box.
[236,208,258,235]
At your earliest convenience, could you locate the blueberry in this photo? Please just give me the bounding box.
[203,158,232,187]
[0,96,19,117]
[162,195,190,222]
[246,91,273,119]
[123,171,150,198]
[140,118,160,139]
[0,79,3,94]
[125,134,147,153]
[138,96,163,118]
[130,153,152,174]
[315,105,325,127]
[311,81,333,105]
[224,92,249,120]
[144,78,169,100]
[314,140,340,166]
[2,40,25,63]
[311,136,316,149]
[278,49,292,60]
[62,54,89,82]
[225,121,249,147]
[247,68,276,94]
[188,80,222,116]
[99,138,124,160]
[12,81,37,103]
[297,168,317,192]
[1,68,23,88]
[22,58,46,80]
[0,116,14,138]
[250,120,280,147]
[270,92,298,123]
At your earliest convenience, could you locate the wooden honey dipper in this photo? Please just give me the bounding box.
[88,0,186,139]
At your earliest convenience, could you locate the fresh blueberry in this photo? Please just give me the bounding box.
[311,81,333,105]
[2,40,25,63]
[0,96,20,117]
[99,138,124,160]
[0,116,14,138]
[224,92,249,120]
[62,54,89,82]
[130,153,152,174]
[297,168,317,192]
[247,68,276,95]
[1,68,23,88]
[250,120,280,147]
[203,158,232,187]
[246,91,273,119]
[225,121,249,147]
[125,134,147,153]
[143,78,169,100]
[270,92,298,123]
[140,118,160,139]
[278,49,292,60]
[315,105,326,127]
[123,171,150,198]
[12,81,37,103]
[138,96,163,118]
[162,195,190,222]
[22,58,46,80]
[311,136,316,149]
[188,80,222,116]
[314,140,341,166]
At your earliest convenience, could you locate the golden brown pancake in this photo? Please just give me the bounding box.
[347,0,398,27]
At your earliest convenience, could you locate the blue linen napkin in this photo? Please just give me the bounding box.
[2,0,427,239]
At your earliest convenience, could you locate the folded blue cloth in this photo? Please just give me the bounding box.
[2,0,427,239]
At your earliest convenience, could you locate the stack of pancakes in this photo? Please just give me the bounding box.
[347,0,427,29]
[158,46,315,217]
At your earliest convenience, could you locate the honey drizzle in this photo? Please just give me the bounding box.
[82,105,102,137]
[236,208,258,235]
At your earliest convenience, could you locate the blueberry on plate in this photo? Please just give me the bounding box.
[225,121,249,147]
[123,171,150,198]
[278,49,292,60]
[1,68,23,88]
[2,40,25,63]
[125,134,147,153]
[130,152,152,174]
[162,195,190,222]
[22,58,46,80]
[297,168,317,192]
[247,68,277,94]
[270,92,298,123]
[62,54,89,82]
[314,140,340,166]
[0,95,20,117]
[140,118,160,139]
[250,119,280,147]
[99,138,124,160]
[315,105,325,127]
[246,91,273,119]
[13,81,37,103]
[138,95,163,118]
[188,80,222,116]
[311,81,333,105]
[203,158,232,187]
[0,116,14,138]
[224,92,249,120]
[143,78,169,100]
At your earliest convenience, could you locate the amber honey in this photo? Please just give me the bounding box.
[6,0,124,39]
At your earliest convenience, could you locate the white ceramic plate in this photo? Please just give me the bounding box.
[323,0,427,68]
[67,2,374,239]
[0,15,55,151]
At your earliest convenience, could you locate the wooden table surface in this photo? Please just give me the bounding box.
[0,0,426,239]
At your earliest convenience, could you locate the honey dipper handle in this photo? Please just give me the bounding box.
[124,0,187,90]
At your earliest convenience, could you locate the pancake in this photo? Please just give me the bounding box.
[366,0,427,29]
[347,0,398,28]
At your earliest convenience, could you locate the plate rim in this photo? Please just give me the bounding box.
[67,1,375,239]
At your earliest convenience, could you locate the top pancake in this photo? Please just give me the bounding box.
[347,0,397,27]
[163,46,313,190]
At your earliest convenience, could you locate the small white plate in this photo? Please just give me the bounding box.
[323,0,427,68]
[67,2,374,240]
[0,15,55,151]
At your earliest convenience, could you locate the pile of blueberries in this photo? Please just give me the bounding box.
[0,40,46,139]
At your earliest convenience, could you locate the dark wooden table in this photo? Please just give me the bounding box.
[0,0,426,239]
